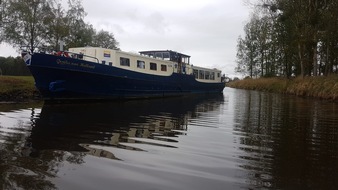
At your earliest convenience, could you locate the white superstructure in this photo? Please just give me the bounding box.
[68,47,223,83]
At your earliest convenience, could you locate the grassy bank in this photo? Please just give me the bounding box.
[0,76,41,102]
[227,76,338,100]
[2,75,338,101]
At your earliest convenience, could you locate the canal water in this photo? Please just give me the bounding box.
[1,87,338,190]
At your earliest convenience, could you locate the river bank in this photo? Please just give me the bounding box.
[0,76,41,102]
[227,76,338,100]
[2,75,338,102]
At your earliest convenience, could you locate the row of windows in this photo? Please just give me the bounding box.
[120,57,167,71]
[193,69,220,80]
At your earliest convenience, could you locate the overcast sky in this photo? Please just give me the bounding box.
[0,0,251,77]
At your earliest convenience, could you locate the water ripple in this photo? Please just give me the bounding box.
[2,90,338,189]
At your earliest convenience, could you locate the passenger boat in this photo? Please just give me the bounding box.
[22,47,225,100]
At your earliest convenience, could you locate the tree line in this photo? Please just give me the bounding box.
[236,0,338,78]
[0,56,30,75]
[0,0,120,75]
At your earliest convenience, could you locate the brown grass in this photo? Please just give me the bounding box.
[0,76,40,101]
[227,76,338,100]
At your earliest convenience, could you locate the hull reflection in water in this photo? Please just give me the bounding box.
[27,94,224,161]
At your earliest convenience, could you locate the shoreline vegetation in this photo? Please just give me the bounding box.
[0,76,41,102]
[227,76,338,101]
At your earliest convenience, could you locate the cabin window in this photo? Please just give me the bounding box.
[161,64,167,71]
[210,72,215,80]
[146,53,154,58]
[78,53,84,59]
[150,62,157,70]
[163,52,170,60]
[120,57,130,66]
[155,52,162,59]
[205,71,210,80]
[193,69,199,79]
[199,70,205,79]
[217,72,220,78]
[137,60,145,69]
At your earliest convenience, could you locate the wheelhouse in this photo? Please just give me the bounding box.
[139,50,190,64]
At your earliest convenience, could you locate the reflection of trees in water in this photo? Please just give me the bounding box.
[1,95,224,189]
[234,90,338,189]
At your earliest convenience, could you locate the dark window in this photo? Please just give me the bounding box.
[199,70,204,79]
[161,64,167,71]
[155,52,162,59]
[217,72,220,78]
[210,72,215,80]
[193,69,198,79]
[147,53,154,58]
[120,57,130,66]
[205,71,210,80]
[163,52,170,60]
[150,62,157,70]
[137,60,145,69]
[109,62,112,66]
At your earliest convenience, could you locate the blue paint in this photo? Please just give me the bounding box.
[27,53,225,100]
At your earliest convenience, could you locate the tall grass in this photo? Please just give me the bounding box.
[0,76,40,101]
[227,76,338,100]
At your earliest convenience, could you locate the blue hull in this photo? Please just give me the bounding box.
[27,53,225,100]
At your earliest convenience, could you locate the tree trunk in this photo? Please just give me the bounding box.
[324,44,331,76]
[312,36,318,76]
[261,50,264,77]
[250,56,253,78]
[298,42,305,78]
